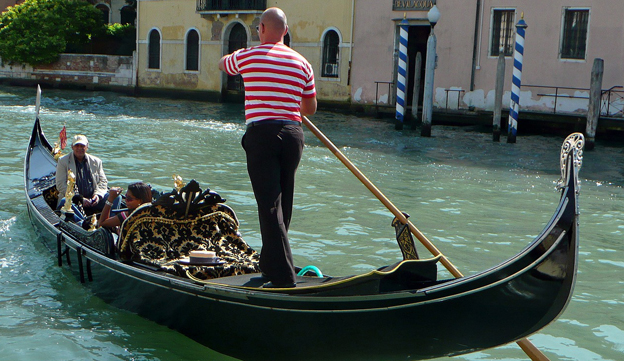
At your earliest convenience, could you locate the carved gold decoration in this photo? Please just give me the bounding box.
[52,142,64,160]
[557,132,584,192]
[392,215,419,260]
[61,169,76,213]
[173,174,184,192]
[87,214,98,232]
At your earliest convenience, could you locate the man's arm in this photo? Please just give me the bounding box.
[55,156,68,196]
[301,96,317,116]
[91,156,108,199]
[218,56,228,72]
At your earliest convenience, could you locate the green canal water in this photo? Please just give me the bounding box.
[0,85,622,360]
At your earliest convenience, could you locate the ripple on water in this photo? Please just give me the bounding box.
[593,325,624,352]
[531,334,607,361]
[598,259,624,268]
[335,222,369,236]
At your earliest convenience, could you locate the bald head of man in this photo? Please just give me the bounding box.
[258,7,288,43]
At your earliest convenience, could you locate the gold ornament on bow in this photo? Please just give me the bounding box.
[61,170,76,213]
[52,125,67,160]
[87,214,98,231]
[173,174,184,192]
[52,143,64,161]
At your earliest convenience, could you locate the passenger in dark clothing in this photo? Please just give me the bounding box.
[98,182,152,234]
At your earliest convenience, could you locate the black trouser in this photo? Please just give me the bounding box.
[242,121,304,285]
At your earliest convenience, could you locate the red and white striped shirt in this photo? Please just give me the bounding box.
[222,43,316,124]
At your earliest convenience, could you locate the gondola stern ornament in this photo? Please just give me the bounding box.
[35,85,41,118]
[557,132,584,194]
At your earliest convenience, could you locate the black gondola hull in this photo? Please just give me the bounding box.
[24,117,580,361]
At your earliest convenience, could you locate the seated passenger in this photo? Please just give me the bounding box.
[56,134,120,215]
[98,182,153,233]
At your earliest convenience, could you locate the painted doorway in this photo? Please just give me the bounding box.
[226,23,247,91]
[405,25,431,115]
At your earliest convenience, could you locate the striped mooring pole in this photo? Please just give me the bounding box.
[507,15,528,144]
[395,17,409,130]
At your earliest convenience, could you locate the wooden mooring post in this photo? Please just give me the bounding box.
[421,28,437,137]
[507,16,528,143]
[493,52,505,142]
[410,52,422,125]
[586,58,603,151]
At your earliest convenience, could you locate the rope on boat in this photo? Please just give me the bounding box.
[297,265,323,277]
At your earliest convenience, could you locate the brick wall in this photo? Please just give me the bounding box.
[0,53,135,89]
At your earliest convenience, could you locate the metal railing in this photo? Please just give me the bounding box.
[601,86,624,118]
[371,82,624,119]
[443,89,466,110]
[524,85,589,114]
[196,0,266,12]
[373,84,467,112]
[374,81,394,109]
[524,84,624,118]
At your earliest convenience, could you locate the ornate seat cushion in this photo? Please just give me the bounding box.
[119,202,260,280]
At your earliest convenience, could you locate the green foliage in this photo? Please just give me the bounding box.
[0,0,105,65]
[105,23,135,38]
[104,23,136,55]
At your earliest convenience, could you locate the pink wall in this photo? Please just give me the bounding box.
[468,1,624,112]
[351,0,624,115]
[350,0,428,106]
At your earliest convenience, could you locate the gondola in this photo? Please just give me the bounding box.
[24,97,583,361]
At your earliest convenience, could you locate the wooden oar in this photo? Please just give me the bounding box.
[302,116,462,276]
[301,115,550,361]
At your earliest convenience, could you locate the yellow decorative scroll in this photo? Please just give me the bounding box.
[87,214,98,231]
[61,170,76,213]
[173,174,184,192]
[52,142,64,160]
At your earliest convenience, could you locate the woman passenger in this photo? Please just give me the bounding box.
[98,182,152,231]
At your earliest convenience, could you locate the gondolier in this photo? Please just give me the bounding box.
[218,7,317,288]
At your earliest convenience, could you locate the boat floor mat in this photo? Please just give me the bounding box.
[194,256,441,295]
[31,195,60,226]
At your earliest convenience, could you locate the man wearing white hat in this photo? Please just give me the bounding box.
[56,134,112,214]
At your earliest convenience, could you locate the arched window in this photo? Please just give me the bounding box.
[226,23,247,91]
[186,29,200,71]
[321,30,339,78]
[95,4,110,24]
[148,29,161,69]
[120,5,136,25]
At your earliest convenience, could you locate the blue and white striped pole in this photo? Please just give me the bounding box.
[395,17,409,130]
[507,15,528,143]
